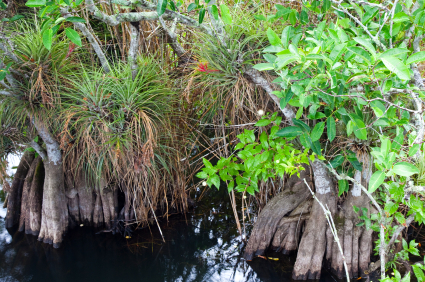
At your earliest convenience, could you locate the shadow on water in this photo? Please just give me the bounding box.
[0,184,337,282]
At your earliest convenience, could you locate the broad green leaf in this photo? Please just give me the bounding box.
[255,119,271,127]
[381,56,410,80]
[412,265,425,282]
[157,0,167,16]
[393,162,419,177]
[368,171,385,193]
[289,9,297,25]
[329,155,344,168]
[65,28,82,47]
[66,16,86,23]
[380,136,391,157]
[187,3,197,12]
[338,179,347,196]
[281,26,292,49]
[347,46,372,63]
[393,11,410,23]
[267,27,281,46]
[26,0,46,7]
[347,120,353,136]
[378,48,410,59]
[409,144,420,157]
[42,28,53,50]
[220,4,232,25]
[329,43,346,62]
[292,118,310,133]
[354,37,376,59]
[384,201,398,215]
[9,14,24,21]
[252,63,274,71]
[406,51,425,65]
[276,126,303,137]
[305,54,332,65]
[210,174,220,189]
[382,79,393,93]
[327,116,336,141]
[311,122,325,142]
[198,8,205,23]
[280,89,294,109]
[210,5,219,20]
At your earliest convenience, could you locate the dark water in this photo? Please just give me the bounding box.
[0,158,336,282]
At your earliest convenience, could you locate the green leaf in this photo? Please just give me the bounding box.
[267,27,281,46]
[409,144,420,157]
[255,119,271,127]
[329,43,347,62]
[227,180,234,193]
[198,8,205,23]
[66,16,86,23]
[289,9,297,25]
[368,171,385,193]
[252,63,274,71]
[220,4,232,25]
[311,122,325,142]
[65,28,82,47]
[329,155,344,168]
[292,118,310,133]
[381,56,410,80]
[26,0,46,7]
[276,126,303,138]
[281,26,292,49]
[327,116,336,141]
[187,3,197,11]
[9,14,24,21]
[210,4,219,20]
[347,46,372,64]
[393,11,410,23]
[210,174,220,189]
[393,162,419,177]
[354,37,376,58]
[406,51,425,65]
[42,28,53,50]
[412,265,425,282]
[338,179,348,196]
[384,201,398,215]
[378,48,410,59]
[196,171,208,178]
[157,0,167,15]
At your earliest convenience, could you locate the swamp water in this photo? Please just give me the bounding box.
[0,158,335,282]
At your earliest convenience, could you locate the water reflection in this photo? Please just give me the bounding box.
[0,159,334,282]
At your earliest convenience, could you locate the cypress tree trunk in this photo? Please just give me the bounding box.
[5,151,35,228]
[38,161,68,247]
[18,156,40,232]
[27,158,45,235]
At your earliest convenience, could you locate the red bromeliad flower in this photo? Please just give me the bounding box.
[196,62,219,74]
[65,43,76,59]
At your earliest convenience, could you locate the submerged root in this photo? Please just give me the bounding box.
[244,166,312,261]
[292,192,337,280]
[271,199,312,254]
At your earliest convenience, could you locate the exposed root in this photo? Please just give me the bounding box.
[244,166,313,261]
[5,151,34,228]
[292,192,337,280]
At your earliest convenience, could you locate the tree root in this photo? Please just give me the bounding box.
[292,192,337,280]
[244,166,313,261]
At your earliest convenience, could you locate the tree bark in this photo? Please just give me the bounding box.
[243,165,312,260]
[38,161,68,248]
[5,151,35,228]
[292,160,337,280]
[27,158,45,235]
[18,156,40,232]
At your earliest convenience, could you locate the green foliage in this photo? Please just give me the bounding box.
[196,113,319,195]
